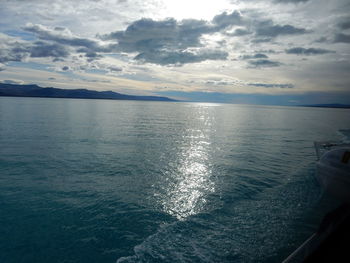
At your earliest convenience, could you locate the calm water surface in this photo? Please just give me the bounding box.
[0,97,349,262]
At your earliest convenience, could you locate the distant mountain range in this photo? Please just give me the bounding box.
[0,83,176,102]
[300,104,350,109]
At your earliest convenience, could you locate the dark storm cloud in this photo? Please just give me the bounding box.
[255,20,308,37]
[334,33,350,43]
[285,47,335,55]
[247,59,282,68]
[240,53,268,60]
[247,82,294,88]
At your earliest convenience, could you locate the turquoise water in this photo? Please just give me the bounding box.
[0,97,349,263]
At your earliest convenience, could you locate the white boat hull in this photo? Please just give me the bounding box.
[315,147,350,202]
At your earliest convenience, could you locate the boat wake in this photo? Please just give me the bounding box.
[116,164,324,263]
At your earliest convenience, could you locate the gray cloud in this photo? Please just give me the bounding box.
[212,11,243,29]
[230,28,251,36]
[103,18,212,52]
[240,53,268,60]
[274,0,309,3]
[29,41,70,58]
[108,66,123,72]
[2,10,310,67]
[100,10,308,65]
[0,50,26,63]
[247,59,282,68]
[285,47,335,55]
[255,20,308,38]
[314,36,328,43]
[0,10,320,69]
[102,16,233,65]
[247,82,294,88]
[1,79,24,84]
[23,23,118,56]
[24,23,99,48]
[1,40,70,64]
[205,80,236,86]
[134,49,228,65]
[334,33,350,43]
[337,19,350,30]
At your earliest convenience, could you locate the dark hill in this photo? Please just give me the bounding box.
[0,83,176,102]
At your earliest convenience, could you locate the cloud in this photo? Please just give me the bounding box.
[337,18,350,30]
[24,23,98,48]
[255,20,308,38]
[102,16,233,65]
[29,41,70,58]
[23,23,117,54]
[274,0,309,3]
[314,36,328,43]
[247,59,282,68]
[240,53,268,60]
[1,79,24,84]
[134,49,228,65]
[108,66,123,72]
[103,18,213,52]
[3,42,69,63]
[247,82,294,88]
[212,11,243,29]
[334,33,350,43]
[203,78,242,86]
[0,32,71,63]
[285,47,335,55]
[100,10,309,65]
[230,28,251,36]
[0,49,27,63]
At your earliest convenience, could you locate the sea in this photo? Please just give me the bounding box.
[0,96,349,263]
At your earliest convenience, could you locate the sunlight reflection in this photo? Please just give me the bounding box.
[161,106,215,220]
[186,102,222,107]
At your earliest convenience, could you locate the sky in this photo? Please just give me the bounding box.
[0,0,350,105]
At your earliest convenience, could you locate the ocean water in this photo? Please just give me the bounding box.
[0,97,349,263]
